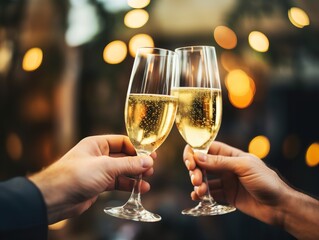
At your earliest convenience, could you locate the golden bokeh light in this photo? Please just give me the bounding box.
[103,40,127,64]
[228,87,254,109]
[248,31,269,53]
[124,9,149,29]
[214,26,237,50]
[248,135,270,159]
[22,47,43,71]
[225,69,250,96]
[49,219,68,231]
[288,7,310,28]
[128,33,154,57]
[305,142,319,167]
[225,69,256,109]
[127,0,150,9]
[6,133,23,161]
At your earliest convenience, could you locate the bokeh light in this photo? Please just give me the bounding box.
[225,69,256,109]
[248,31,269,53]
[305,142,319,167]
[213,26,237,50]
[103,40,127,64]
[225,69,250,96]
[248,135,270,159]
[22,47,43,71]
[0,43,12,73]
[6,133,23,161]
[288,7,310,28]
[127,0,150,9]
[49,219,68,231]
[228,87,254,109]
[128,33,154,57]
[124,9,149,29]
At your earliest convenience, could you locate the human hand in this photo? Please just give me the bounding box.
[183,141,291,226]
[29,135,156,224]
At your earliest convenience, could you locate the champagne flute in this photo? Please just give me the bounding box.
[104,47,178,222]
[172,46,236,216]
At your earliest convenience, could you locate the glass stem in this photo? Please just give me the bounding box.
[123,174,144,210]
[200,169,216,205]
[194,148,216,206]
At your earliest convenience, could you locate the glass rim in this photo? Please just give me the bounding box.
[174,45,216,52]
[136,47,176,55]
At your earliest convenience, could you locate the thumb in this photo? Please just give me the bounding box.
[106,155,154,176]
[194,152,247,175]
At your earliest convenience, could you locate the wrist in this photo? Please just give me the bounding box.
[28,169,67,224]
[280,187,319,239]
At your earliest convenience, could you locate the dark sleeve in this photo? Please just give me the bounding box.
[0,177,48,240]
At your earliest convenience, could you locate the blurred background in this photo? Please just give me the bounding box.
[0,0,318,239]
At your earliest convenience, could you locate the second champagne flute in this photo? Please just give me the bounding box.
[172,46,236,216]
[104,47,178,222]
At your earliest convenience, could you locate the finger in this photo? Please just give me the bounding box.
[191,191,200,201]
[110,152,157,161]
[194,182,207,196]
[104,155,154,177]
[208,141,247,157]
[150,151,157,160]
[94,135,136,156]
[116,176,151,193]
[194,152,252,176]
[183,145,196,171]
[142,167,154,177]
[189,168,202,186]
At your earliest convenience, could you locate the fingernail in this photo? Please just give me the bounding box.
[141,156,152,168]
[191,174,195,184]
[194,186,199,193]
[195,152,207,162]
[185,159,190,169]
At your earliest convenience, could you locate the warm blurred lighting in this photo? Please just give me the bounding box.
[228,88,254,109]
[103,40,127,64]
[22,94,51,121]
[127,0,150,9]
[213,26,237,50]
[283,134,300,159]
[128,33,154,57]
[49,219,68,231]
[22,47,43,71]
[225,69,255,109]
[248,31,269,53]
[124,9,149,29]
[288,7,310,28]
[220,51,240,72]
[248,135,270,159]
[225,69,250,96]
[305,142,319,167]
[0,42,12,73]
[6,133,23,161]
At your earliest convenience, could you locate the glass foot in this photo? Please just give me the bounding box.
[182,201,236,216]
[104,206,161,222]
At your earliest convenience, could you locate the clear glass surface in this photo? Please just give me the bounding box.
[173,46,236,216]
[104,47,178,222]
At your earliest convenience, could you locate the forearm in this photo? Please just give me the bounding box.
[282,188,319,240]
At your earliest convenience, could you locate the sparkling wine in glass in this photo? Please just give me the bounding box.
[104,47,178,222]
[172,46,236,216]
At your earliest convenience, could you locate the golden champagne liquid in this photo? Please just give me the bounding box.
[172,87,222,150]
[125,94,177,154]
